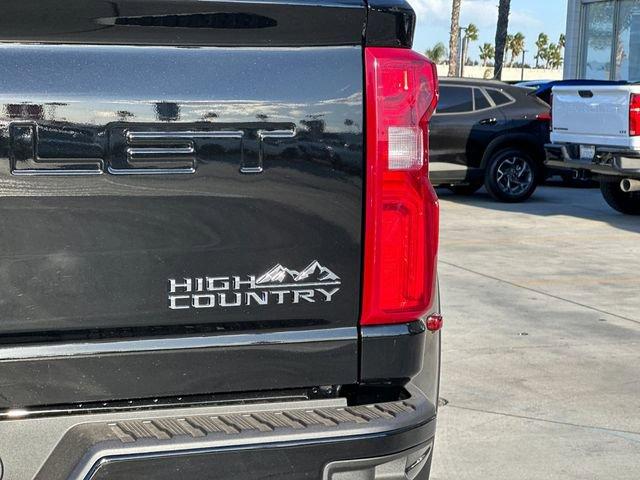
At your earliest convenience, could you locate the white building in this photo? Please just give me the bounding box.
[565,0,640,80]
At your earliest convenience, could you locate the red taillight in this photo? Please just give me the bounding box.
[630,93,640,136]
[360,47,439,326]
[536,111,551,122]
[539,93,553,130]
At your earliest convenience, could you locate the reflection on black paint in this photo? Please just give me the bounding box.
[117,110,135,122]
[6,103,44,120]
[0,0,366,46]
[0,45,364,338]
[300,118,326,135]
[155,102,180,122]
[113,12,277,29]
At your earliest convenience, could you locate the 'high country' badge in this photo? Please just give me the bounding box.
[168,261,341,310]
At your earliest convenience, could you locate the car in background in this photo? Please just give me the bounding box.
[516,79,554,90]
[429,78,551,202]
[546,81,640,214]
[532,79,628,106]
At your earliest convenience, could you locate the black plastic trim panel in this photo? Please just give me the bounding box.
[365,0,416,48]
[360,320,427,382]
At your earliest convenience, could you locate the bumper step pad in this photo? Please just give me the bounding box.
[25,389,433,480]
[108,402,414,444]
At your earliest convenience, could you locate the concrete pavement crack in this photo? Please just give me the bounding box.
[445,403,640,438]
[440,260,640,325]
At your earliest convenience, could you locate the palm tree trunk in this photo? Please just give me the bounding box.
[493,0,511,79]
[448,0,462,77]
[461,36,468,77]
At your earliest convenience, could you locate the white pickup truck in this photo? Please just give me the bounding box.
[545,83,640,214]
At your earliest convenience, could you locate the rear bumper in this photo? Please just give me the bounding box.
[545,143,640,178]
[0,384,436,480]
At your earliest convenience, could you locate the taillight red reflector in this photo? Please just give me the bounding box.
[536,111,551,122]
[360,47,439,326]
[426,313,444,332]
[630,93,640,136]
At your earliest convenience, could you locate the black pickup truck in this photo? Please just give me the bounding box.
[0,1,441,479]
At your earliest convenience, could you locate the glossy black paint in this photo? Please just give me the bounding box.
[360,320,427,383]
[0,44,364,406]
[0,0,367,47]
[429,78,550,185]
[365,0,416,48]
[0,44,363,335]
[0,331,357,407]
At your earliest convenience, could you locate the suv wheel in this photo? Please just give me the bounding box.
[484,149,538,202]
[599,177,640,215]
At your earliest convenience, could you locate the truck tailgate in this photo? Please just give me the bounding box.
[0,0,366,408]
[551,85,639,147]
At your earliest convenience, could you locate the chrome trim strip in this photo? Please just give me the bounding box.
[126,131,245,142]
[127,147,195,157]
[0,327,357,361]
[258,128,297,139]
[107,166,196,175]
[240,128,296,174]
[11,169,104,176]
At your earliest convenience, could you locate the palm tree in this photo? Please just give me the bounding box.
[479,43,495,67]
[448,0,462,77]
[426,42,447,64]
[509,32,526,67]
[493,0,511,79]
[505,34,514,65]
[465,23,479,43]
[546,43,563,69]
[534,33,548,68]
[463,23,479,63]
[558,33,566,60]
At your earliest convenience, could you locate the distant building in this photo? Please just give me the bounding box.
[565,0,640,81]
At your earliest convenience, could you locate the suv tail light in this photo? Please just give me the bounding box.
[536,93,552,129]
[360,47,439,326]
[536,111,551,122]
[630,93,640,136]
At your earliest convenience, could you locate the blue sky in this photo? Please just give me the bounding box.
[408,0,568,65]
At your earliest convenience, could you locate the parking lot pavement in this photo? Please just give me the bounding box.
[430,185,640,480]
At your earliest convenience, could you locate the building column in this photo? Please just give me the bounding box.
[563,0,583,79]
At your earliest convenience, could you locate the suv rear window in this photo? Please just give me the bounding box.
[474,89,491,110]
[486,89,512,106]
[437,86,473,113]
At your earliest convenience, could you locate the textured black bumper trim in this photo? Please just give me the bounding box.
[24,385,434,480]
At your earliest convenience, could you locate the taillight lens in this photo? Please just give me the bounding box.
[360,47,439,326]
[630,93,640,136]
[536,111,551,122]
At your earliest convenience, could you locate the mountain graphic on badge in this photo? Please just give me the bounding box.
[255,261,340,285]
[294,261,340,282]
[256,264,300,284]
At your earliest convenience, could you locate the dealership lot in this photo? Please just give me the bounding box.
[431,185,640,480]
